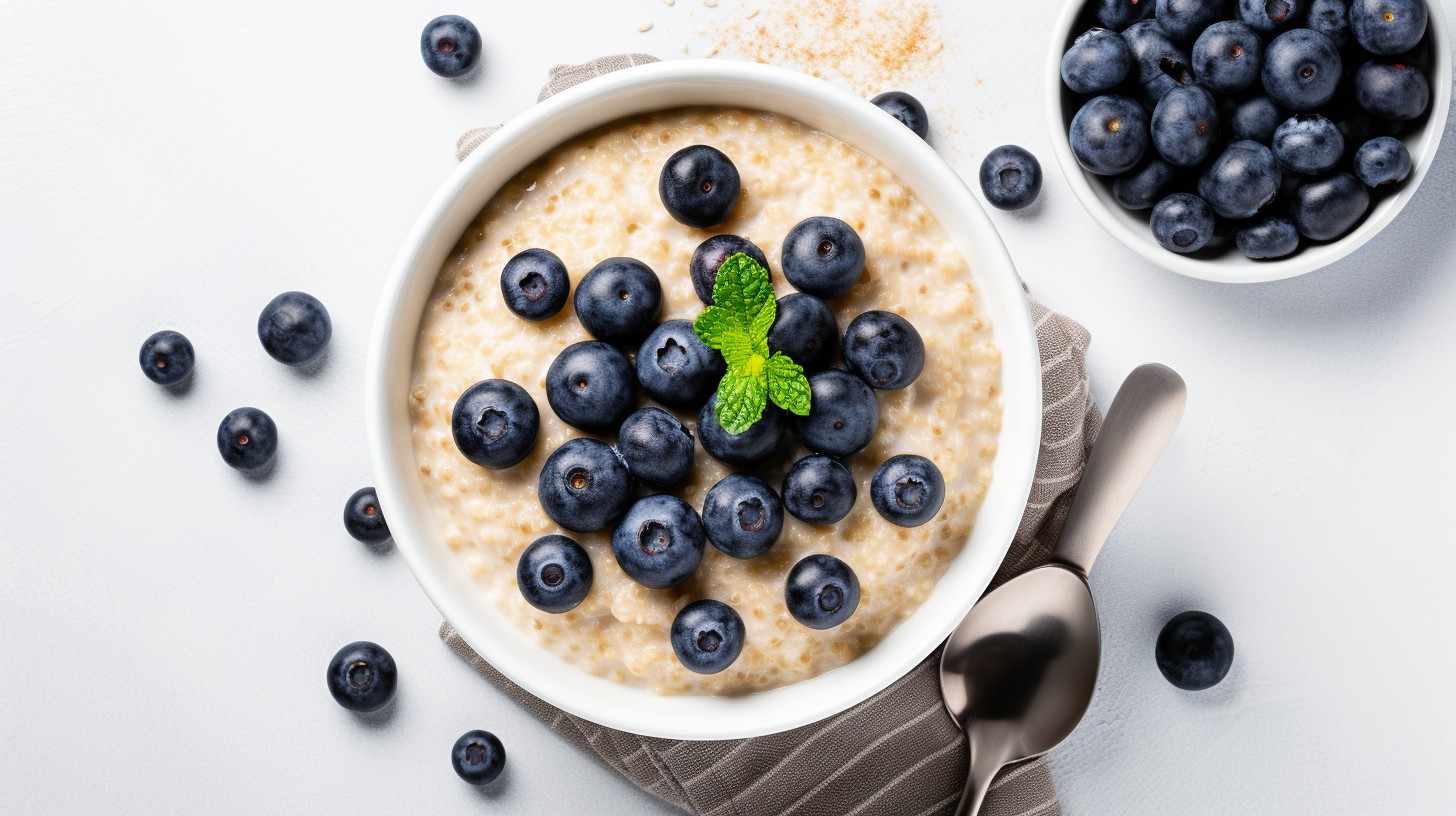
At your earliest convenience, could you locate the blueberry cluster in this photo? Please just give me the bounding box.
[1063,0,1432,260]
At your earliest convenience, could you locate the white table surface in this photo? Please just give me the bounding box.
[4,0,1454,813]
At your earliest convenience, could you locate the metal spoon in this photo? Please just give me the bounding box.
[939,363,1187,816]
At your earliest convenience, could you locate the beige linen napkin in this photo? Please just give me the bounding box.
[441,56,1100,816]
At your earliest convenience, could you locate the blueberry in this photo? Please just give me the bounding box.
[636,320,725,409]
[1236,215,1302,259]
[326,641,397,713]
[978,145,1043,211]
[1150,193,1216,254]
[545,341,636,434]
[690,235,769,305]
[1354,61,1430,122]
[1290,172,1370,240]
[1198,140,1282,219]
[658,145,741,229]
[139,330,194,387]
[1069,95,1150,176]
[616,407,696,487]
[1192,21,1264,94]
[1157,0,1232,41]
[670,600,745,674]
[1307,0,1351,46]
[842,311,925,391]
[781,217,866,299]
[794,369,878,457]
[1350,0,1427,55]
[343,487,390,544]
[1226,95,1286,142]
[1334,109,1374,159]
[1113,159,1178,210]
[697,395,786,467]
[870,90,930,139]
[451,730,506,786]
[1272,114,1344,175]
[1122,20,1190,93]
[257,291,331,367]
[500,248,569,322]
[767,293,838,373]
[782,454,857,526]
[1238,0,1305,32]
[451,379,540,469]
[538,438,632,532]
[217,407,278,472]
[420,15,482,78]
[516,534,593,613]
[573,257,662,346]
[870,455,945,527]
[1061,29,1134,95]
[702,474,784,559]
[1152,85,1221,168]
[1097,0,1156,30]
[785,554,861,629]
[1353,136,1413,187]
[611,495,706,589]
[1156,610,1235,690]
[1262,29,1342,112]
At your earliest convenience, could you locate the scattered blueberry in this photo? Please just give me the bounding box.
[1354,61,1430,122]
[611,495,706,589]
[500,248,569,322]
[1349,0,1428,55]
[671,600,745,674]
[1069,95,1150,176]
[870,455,946,527]
[1227,95,1286,142]
[139,330,194,387]
[842,311,925,391]
[702,474,784,559]
[537,438,632,533]
[1272,114,1344,174]
[1152,85,1222,167]
[545,341,636,434]
[785,554,861,629]
[1236,215,1302,259]
[636,319,725,409]
[257,291,331,367]
[870,91,931,139]
[616,407,696,488]
[1061,28,1134,95]
[1150,193,1216,254]
[451,730,506,785]
[326,641,397,713]
[781,216,866,299]
[516,534,593,613]
[1290,172,1370,240]
[217,407,278,472]
[1157,0,1232,42]
[1261,29,1342,112]
[767,293,839,373]
[1198,140,1282,219]
[1192,21,1264,94]
[1353,136,1413,187]
[343,487,390,544]
[1155,610,1235,690]
[795,369,879,457]
[697,395,787,467]
[420,15,482,78]
[1307,0,1352,46]
[978,145,1043,211]
[690,235,769,305]
[451,379,540,469]
[1097,0,1157,31]
[659,145,741,229]
[573,257,662,346]
[782,454,857,526]
[1237,0,1304,33]
[1113,159,1178,210]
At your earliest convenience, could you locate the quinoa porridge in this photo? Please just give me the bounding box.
[408,107,1002,695]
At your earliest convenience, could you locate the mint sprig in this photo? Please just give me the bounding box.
[693,254,812,434]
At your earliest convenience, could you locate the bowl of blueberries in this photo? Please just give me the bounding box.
[1048,0,1450,282]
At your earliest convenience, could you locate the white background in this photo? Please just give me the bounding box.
[3,0,1454,813]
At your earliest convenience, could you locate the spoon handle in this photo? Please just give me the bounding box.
[952,735,1004,816]
[1051,363,1187,576]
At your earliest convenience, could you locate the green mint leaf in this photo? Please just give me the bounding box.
[694,306,754,367]
[714,361,769,435]
[712,253,775,337]
[765,352,811,416]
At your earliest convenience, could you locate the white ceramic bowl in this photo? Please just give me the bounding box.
[1046,1,1451,283]
[366,60,1042,740]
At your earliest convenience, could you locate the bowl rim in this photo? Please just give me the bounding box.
[366,59,1043,740]
[1045,0,1452,284]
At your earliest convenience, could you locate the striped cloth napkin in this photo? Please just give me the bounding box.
[441,55,1100,816]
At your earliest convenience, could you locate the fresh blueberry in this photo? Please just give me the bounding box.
[785,554,861,629]
[842,311,924,390]
[870,91,930,139]
[538,438,632,533]
[1226,95,1286,142]
[1199,140,1282,219]
[782,454,857,526]
[1272,114,1345,174]
[978,145,1043,211]
[420,15,482,78]
[1061,29,1134,95]
[516,534,593,613]
[1192,21,1264,94]
[611,495,706,589]
[1262,29,1342,112]
[217,407,278,472]
[636,320,724,409]
[257,291,331,367]
[1353,136,1413,187]
[702,474,784,559]
[1150,193,1216,254]
[658,145,741,229]
[451,730,506,786]
[1122,20,1190,100]
[1238,0,1305,32]
[1354,61,1430,122]
[1334,108,1374,159]
[1307,0,1352,46]
[767,293,838,373]
[690,235,769,305]
[545,341,636,434]
[1069,95,1150,176]
[573,257,662,346]
[1156,610,1235,690]
[326,641,397,713]
[500,248,569,322]
[1097,0,1156,30]
[795,369,878,457]
[1291,172,1370,240]
[870,455,945,527]
[616,407,695,487]
[139,330,194,387]
[1157,0,1232,41]
[343,487,390,544]
[697,395,787,467]
[451,379,540,469]
[781,217,866,299]
[671,600,745,674]
[1152,85,1221,168]
[1236,215,1302,259]
[1113,159,1178,210]
[1350,0,1427,55]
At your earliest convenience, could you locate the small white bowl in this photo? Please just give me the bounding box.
[366,61,1043,740]
[1046,1,1451,283]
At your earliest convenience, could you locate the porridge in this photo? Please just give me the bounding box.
[408,107,1002,695]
